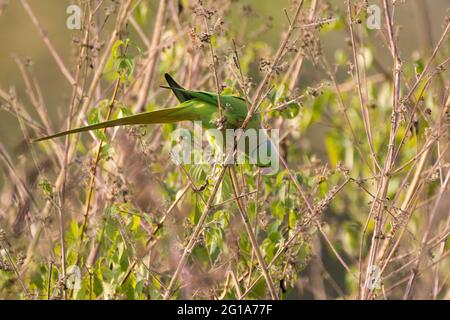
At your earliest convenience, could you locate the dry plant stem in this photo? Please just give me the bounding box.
[218,271,232,299]
[403,21,450,102]
[383,233,449,281]
[1,142,53,267]
[14,60,64,168]
[20,0,82,96]
[119,181,192,287]
[231,39,246,96]
[384,250,450,295]
[0,88,44,132]
[128,15,151,49]
[135,0,167,112]
[229,2,318,290]
[11,87,43,176]
[390,138,449,215]
[279,149,357,278]
[70,80,119,297]
[433,109,450,296]
[337,73,386,93]
[321,57,374,174]
[213,190,256,209]
[391,131,446,176]
[162,0,305,300]
[0,242,30,297]
[402,169,450,299]
[73,0,133,140]
[433,211,450,298]
[286,0,318,92]
[391,76,433,167]
[61,2,91,204]
[18,0,91,282]
[168,0,184,33]
[8,91,59,260]
[245,169,261,289]
[2,0,447,300]
[230,39,259,291]
[412,0,434,58]
[369,67,450,298]
[316,222,356,278]
[24,0,133,268]
[48,6,91,294]
[57,206,67,299]
[347,0,379,172]
[241,0,304,128]
[279,150,314,215]
[297,18,337,29]
[9,91,58,210]
[240,176,350,299]
[360,67,445,297]
[79,78,121,243]
[236,142,351,298]
[229,167,278,300]
[371,140,432,298]
[47,260,53,300]
[179,165,207,205]
[162,167,227,299]
[199,1,223,120]
[361,0,401,300]
[159,1,304,300]
[122,29,188,103]
[230,269,243,299]
[0,144,39,212]
[13,56,53,138]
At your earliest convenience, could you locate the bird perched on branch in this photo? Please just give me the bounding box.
[34,74,277,170]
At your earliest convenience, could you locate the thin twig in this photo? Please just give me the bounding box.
[79,78,121,243]
[229,166,278,299]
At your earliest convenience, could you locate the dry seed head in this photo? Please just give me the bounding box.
[199,32,211,43]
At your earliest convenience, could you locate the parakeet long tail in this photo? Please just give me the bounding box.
[33,104,196,142]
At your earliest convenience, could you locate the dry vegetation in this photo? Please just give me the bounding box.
[0,0,449,300]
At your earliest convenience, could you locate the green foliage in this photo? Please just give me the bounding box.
[105,39,140,82]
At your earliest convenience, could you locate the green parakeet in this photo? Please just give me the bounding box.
[34,74,277,170]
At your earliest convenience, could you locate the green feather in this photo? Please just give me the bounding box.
[33,74,276,170]
[33,100,215,142]
[34,74,261,142]
[164,73,194,102]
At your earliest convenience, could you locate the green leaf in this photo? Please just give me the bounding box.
[87,107,107,141]
[281,102,300,119]
[325,134,340,167]
[134,2,149,25]
[288,209,297,229]
[271,84,286,104]
[38,178,53,198]
[414,57,425,76]
[70,220,79,239]
[104,39,139,81]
